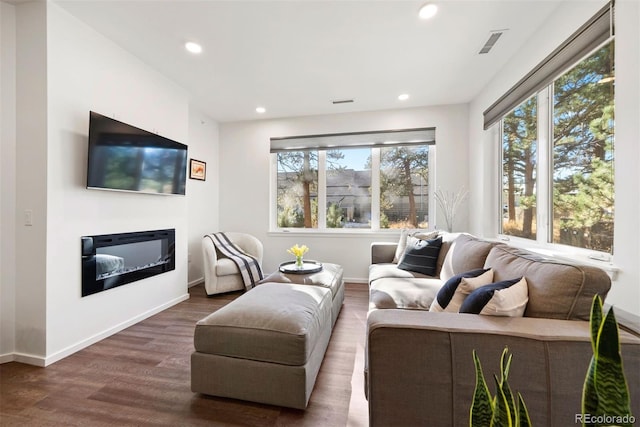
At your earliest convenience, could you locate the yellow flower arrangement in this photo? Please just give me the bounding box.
[287,244,309,268]
[287,244,309,258]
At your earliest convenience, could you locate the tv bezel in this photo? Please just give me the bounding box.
[86,111,188,196]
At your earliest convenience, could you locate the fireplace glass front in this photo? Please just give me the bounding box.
[81,229,175,297]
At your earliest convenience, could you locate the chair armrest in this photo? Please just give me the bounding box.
[239,234,264,265]
[371,242,397,264]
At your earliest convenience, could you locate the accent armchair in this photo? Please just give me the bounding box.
[202,232,264,296]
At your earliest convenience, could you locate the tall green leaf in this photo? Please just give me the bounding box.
[491,375,513,427]
[499,349,517,426]
[517,392,532,427]
[471,350,493,427]
[582,295,603,425]
[593,307,633,426]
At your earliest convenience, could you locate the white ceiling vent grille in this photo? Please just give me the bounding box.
[479,30,507,54]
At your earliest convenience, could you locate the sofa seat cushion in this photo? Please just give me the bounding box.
[369,277,443,310]
[194,283,331,366]
[484,245,611,320]
[369,263,433,284]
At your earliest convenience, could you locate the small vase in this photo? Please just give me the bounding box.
[295,256,304,269]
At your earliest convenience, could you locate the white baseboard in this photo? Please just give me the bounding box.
[41,293,189,367]
[0,352,46,367]
[13,352,46,367]
[344,277,368,284]
[188,277,204,288]
[0,353,16,364]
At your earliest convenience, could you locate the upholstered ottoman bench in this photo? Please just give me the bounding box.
[260,263,344,327]
[191,282,332,409]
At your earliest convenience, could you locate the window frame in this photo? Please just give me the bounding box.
[497,39,615,264]
[270,144,436,234]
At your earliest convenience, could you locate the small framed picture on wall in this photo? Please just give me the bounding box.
[189,159,206,181]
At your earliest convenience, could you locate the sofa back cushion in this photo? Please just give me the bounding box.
[484,245,611,321]
[439,234,498,282]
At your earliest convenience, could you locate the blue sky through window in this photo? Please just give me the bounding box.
[336,148,370,171]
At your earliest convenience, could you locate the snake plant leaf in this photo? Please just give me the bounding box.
[594,307,633,426]
[589,295,603,352]
[491,375,513,427]
[582,355,598,427]
[471,350,493,427]
[499,349,517,426]
[517,392,532,427]
[582,295,603,425]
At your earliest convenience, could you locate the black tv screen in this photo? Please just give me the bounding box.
[87,111,188,195]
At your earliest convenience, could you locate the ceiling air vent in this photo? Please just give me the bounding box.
[479,30,507,54]
[332,99,354,104]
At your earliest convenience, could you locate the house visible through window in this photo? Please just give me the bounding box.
[272,129,434,231]
[491,3,614,254]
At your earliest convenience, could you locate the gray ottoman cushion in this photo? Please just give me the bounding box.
[195,282,331,365]
[259,263,344,326]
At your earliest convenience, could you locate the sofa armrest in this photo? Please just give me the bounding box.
[371,242,397,264]
[365,309,640,427]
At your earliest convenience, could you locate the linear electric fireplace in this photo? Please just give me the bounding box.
[81,229,175,297]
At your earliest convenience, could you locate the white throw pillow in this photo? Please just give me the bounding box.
[440,268,494,313]
[477,277,529,317]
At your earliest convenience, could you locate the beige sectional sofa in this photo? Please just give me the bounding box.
[366,232,640,427]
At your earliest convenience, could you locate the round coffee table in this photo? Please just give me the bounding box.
[279,260,323,274]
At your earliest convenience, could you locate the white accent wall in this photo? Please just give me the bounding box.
[1,1,219,365]
[0,1,17,362]
[187,107,220,285]
[219,104,469,281]
[468,0,640,316]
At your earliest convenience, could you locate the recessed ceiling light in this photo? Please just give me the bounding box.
[185,41,203,54]
[256,107,266,114]
[418,3,438,20]
[398,94,410,101]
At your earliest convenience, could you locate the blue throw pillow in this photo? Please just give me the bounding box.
[459,277,523,314]
[397,236,442,276]
[430,268,491,312]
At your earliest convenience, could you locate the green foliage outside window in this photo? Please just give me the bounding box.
[502,41,614,253]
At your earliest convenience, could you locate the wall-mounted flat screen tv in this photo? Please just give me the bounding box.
[87,111,188,195]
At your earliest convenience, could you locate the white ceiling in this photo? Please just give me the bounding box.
[53,0,564,123]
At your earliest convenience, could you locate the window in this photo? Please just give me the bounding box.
[492,3,614,254]
[271,129,434,231]
[325,147,372,229]
[501,95,537,240]
[552,43,614,252]
[380,146,429,229]
[276,151,318,228]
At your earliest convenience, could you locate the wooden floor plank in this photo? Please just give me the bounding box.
[0,283,370,426]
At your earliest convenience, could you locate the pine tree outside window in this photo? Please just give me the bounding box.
[271,129,434,231]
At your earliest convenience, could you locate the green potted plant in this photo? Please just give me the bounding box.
[581,295,634,427]
[470,296,634,427]
[470,347,531,427]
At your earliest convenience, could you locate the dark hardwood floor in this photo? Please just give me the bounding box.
[0,283,370,426]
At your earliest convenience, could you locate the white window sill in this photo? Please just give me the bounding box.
[268,229,403,239]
